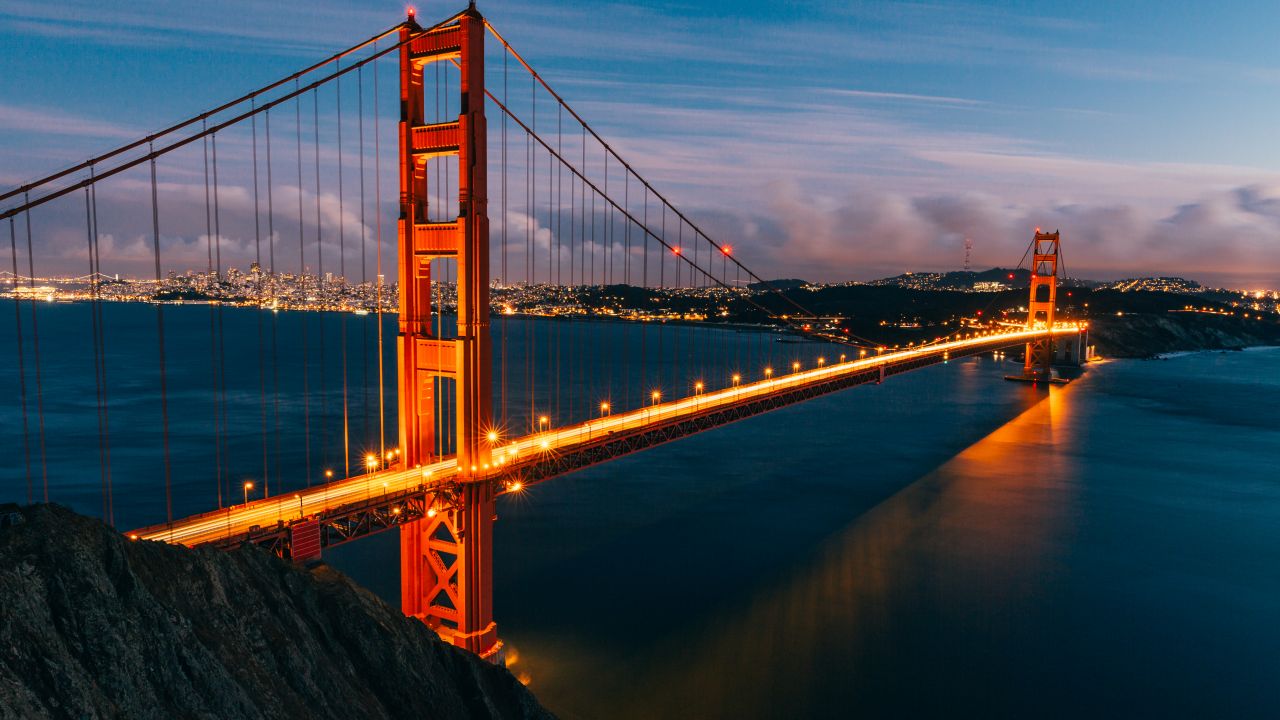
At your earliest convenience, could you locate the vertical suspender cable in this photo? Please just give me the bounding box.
[89,174,113,524]
[10,218,33,504]
[358,66,371,456]
[252,109,269,495]
[22,195,49,502]
[202,127,223,508]
[313,90,329,478]
[501,49,508,431]
[641,185,648,403]
[212,135,230,505]
[528,71,536,431]
[267,110,282,494]
[526,74,533,432]
[555,103,562,424]
[84,177,109,522]
[373,44,387,463]
[337,59,351,477]
[148,149,173,523]
[295,83,312,485]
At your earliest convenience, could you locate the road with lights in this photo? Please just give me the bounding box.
[133,325,1081,548]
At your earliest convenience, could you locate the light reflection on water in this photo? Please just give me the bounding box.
[512,387,1077,718]
[497,350,1280,718]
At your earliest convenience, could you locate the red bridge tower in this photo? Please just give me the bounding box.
[396,7,499,660]
[1021,229,1059,381]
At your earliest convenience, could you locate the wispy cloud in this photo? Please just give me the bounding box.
[0,103,140,139]
[821,89,988,107]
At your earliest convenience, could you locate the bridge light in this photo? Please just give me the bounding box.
[792,361,800,372]
[324,469,334,479]
[365,453,377,470]
[243,481,254,505]
[385,451,394,461]
[487,430,499,442]
[538,415,549,428]
[651,389,661,404]
[694,381,703,394]
[721,245,732,256]
[764,367,773,378]
[508,480,524,493]
[129,533,139,541]
[540,439,550,450]
[600,401,610,416]
[817,357,825,366]
[672,246,681,256]
[840,354,846,362]
[731,373,740,386]
[392,507,402,516]
[427,507,437,518]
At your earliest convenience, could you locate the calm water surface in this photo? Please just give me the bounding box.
[3,302,1278,718]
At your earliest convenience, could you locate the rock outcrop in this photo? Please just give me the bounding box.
[0,504,554,720]
[1088,313,1280,358]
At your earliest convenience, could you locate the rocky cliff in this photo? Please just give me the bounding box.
[0,504,554,720]
[1088,313,1280,358]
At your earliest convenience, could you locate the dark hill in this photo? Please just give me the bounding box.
[0,504,554,720]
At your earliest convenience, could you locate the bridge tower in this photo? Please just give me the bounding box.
[396,7,499,660]
[1021,230,1059,381]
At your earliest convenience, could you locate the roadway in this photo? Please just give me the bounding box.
[133,325,1081,547]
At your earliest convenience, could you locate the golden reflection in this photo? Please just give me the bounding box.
[516,379,1086,718]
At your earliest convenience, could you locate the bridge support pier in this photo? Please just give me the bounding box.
[396,6,500,661]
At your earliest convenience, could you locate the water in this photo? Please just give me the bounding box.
[3,301,1278,717]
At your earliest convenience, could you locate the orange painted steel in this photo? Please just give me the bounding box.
[396,6,499,660]
[1022,230,1060,381]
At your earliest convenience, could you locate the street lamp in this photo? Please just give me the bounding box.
[651,389,661,405]
[600,401,610,417]
[694,381,703,395]
[764,366,773,379]
[792,361,800,373]
[243,481,254,505]
[365,453,377,473]
[731,373,740,387]
[538,415,549,431]
[324,469,334,480]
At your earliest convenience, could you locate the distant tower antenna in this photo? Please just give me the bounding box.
[963,237,973,271]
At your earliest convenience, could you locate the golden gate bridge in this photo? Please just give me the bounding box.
[0,4,1083,662]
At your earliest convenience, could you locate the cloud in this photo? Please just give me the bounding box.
[755,181,1280,287]
[821,89,988,107]
[0,103,140,139]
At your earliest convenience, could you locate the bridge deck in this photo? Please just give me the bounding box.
[132,327,1081,550]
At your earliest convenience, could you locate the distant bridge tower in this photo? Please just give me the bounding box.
[397,7,499,660]
[963,237,973,272]
[1021,229,1059,381]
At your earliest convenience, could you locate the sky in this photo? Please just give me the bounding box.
[2,0,1280,288]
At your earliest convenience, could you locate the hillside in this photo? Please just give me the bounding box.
[0,504,554,720]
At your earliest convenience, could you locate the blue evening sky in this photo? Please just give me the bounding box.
[2,0,1279,286]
